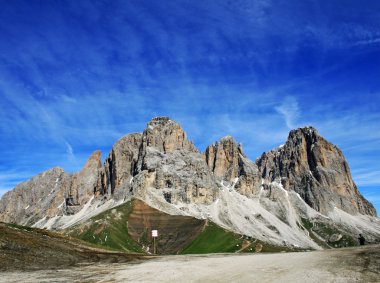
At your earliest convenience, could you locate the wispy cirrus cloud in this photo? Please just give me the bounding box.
[354,37,380,46]
[275,96,300,129]
[352,171,380,187]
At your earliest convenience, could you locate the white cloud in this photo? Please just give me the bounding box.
[65,141,76,163]
[59,94,77,103]
[275,96,300,129]
[354,37,380,46]
[352,171,380,187]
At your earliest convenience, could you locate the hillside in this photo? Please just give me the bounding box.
[0,222,143,271]
[68,199,303,254]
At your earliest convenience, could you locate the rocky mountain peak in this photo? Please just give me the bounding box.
[142,116,197,153]
[286,126,320,148]
[290,126,318,136]
[102,133,143,194]
[257,126,376,216]
[147,116,172,128]
[82,150,102,171]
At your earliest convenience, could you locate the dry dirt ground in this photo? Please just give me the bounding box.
[1,245,379,283]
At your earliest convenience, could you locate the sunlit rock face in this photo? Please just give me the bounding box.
[133,117,217,204]
[98,117,218,205]
[256,126,376,216]
[204,136,261,197]
[0,150,103,225]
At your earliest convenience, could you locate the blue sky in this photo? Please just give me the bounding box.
[0,0,379,213]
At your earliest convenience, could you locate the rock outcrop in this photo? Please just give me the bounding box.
[140,117,197,154]
[67,151,102,214]
[94,117,216,205]
[0,167,71,225]
[133,117,217,204]
[256,127,376,216]
[0,151,103,224]
[204,136,261,197]
[101,133,142,196]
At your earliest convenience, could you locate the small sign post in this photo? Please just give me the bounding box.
[152,230,158,254]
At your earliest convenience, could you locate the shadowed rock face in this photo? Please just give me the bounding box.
[204,136,243,180]
[70,150,102,206]
[256,127,376,216]
[102,133,142,195]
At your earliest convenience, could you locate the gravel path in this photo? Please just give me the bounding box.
[1,245,379,283]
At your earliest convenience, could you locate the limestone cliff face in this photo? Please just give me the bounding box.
[204,136,242,180]
[98,117,217,205]
[0,151,102,224]
[0,167,71,225]
[133,117,217,204]
[102,133,142,196]
[256,127,376,216]
[141,117,197,154]
[204,136,261,197]
[67,151,102,214]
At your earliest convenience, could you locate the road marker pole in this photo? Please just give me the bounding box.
[152,230,158,254]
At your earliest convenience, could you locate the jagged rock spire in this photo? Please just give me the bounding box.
[204,136,261,197]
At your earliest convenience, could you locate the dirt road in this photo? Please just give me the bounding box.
[1,245,379,282]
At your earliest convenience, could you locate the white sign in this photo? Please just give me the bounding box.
[152,230,158,237]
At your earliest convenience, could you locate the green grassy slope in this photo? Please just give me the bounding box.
[180,222,244,254]
[68,201,145,253]
[180,222,301,254]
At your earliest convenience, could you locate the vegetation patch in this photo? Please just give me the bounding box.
[180,222,300,254]
[180,222,244,254]
[312,221,357,248]
[68,201,145,253]
[300,218,357,248]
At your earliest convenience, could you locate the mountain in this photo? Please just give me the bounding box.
[256,127,376,216]
[1,117,379,252]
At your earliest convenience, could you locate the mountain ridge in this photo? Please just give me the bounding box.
[0,117,379,250]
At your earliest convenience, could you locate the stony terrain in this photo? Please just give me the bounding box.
[0,117,379,250]
[1,245,379,283]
